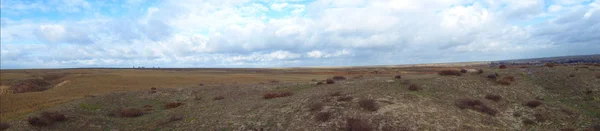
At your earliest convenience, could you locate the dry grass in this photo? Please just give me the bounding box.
[263,92,293,99]
[525,100,542,108]
[120,108,144,117]
[438,70,462,76]
[345,118,372,131]
[358,99,379,111]
[164,102,183,109]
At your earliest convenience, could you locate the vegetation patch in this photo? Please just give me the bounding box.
[263,92,293,99]
[484,94,502,102]
[9,78,51,93]
[358,99,379,111]
[394,75,402,79]
[438,70,462,76]
[309,102,325,112]
[120,108,144,117]
[460,69,468,73]
[337,96,354,102]
[345,118,372,131]
[455,99,497,116]
[332,76,347,81]
[27,111,68,127]
[213,96,225,100]
[165,102,183,109]
[79,103,101,111]
[315,112,331,122]
[499,65,507,69]
[326,79,335,84]
[525,100,542,108]
[408,84,421,91]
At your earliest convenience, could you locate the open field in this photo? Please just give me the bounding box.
[1,63,600,130]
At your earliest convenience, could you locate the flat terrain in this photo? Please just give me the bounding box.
[1,64,599,130]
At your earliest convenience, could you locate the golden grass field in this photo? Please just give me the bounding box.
[1,64,599,130]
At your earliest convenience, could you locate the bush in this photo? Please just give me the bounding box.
[487,74,497,79]
[337,96,354,101]
[523,119,535,125]
[263,92,293,99]
[40,112,66,122]
[525,100,542,108]
[408,84,420,91]
[499,65,507,69]
[595,73,600,79]
[477,69,484,74]
[455,99,497,116]
[358,99,379,111]
[0,123,9,130]
[27,116,49,127]
[438,70,462,76]
[326,79,335,84]
[165,102,183,109]
[569,74,575,77]
[485,94,502,102]
[309,102,324,112]
[330,91,342,96]
[315,112,331,122]
[496,77,513,85]
[120,108,144,117]
[545,63,555,67]
[213,96,225,100]
[394,75,402,79]
[502,76,515,82]
[150,87,157,90]
[460,69,468,73]
[332,76,347,81]
[346,118,372,131]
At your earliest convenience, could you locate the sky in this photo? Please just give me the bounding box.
[1,0,599,69]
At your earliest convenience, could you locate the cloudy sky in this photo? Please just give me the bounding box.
[1,0,599,69]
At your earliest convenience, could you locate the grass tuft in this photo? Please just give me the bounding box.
[326,79,335,84]
[394,75,402,79]
[408,84,421,91]
[263,92,293,99]
[332,76,347,81]
[27,116,49,127]
[455,99,497,116]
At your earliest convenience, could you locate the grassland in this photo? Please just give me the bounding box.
[1,64,599,130]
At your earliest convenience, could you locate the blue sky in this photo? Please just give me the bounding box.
[1,0,599,69]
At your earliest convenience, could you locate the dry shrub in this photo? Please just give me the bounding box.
[569,74,575,77]
[0,123,9,130]
[40,112,66,122]
[595,73,600,79]
[337,96,354,101]
[315,112,332,122]
[477,69,484,74]
[502,76,515,82]
[168,115,184,122]
[487,74,497,79]
[523,119,535,125]
[358,99,379,111]
[585,89,593,95]
[496,76,514,85]
[309,102,325,111]
[332,76,347,81]
[499,65,507,69]
[485,94,502,102]
[27,116,49,127]
[455,99,497,116]
[269,80,280,84]
[438,70,462,76]
[9,79,51,93]
[394,75,402,79]
[120,108,144,117]
[263,92,293,99]
[213,96,225,100]
[326,79,335,84]
[460,69,468,73]
[142,105,153,112]
[408,84,420,91]
[316,81,325,85]
[346,118,372,131]
[150,87,157,90]
[330,91,342,96]
[545,63,555,67]
[165,102,183,109]
[534,113,547,122]
[525,100,542,108]
[520,66,529,68]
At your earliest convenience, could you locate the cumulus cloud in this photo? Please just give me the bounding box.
[1,0,599,69]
